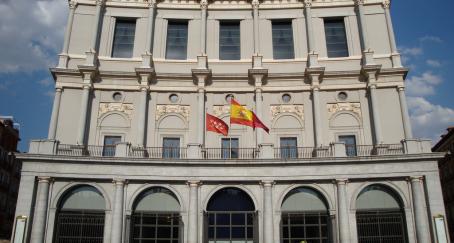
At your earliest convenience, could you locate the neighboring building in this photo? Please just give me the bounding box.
[0,117,21,241]
[433,127,454,241]
[13,0,450,243]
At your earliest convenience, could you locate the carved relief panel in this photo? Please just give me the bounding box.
[156,105,190,122]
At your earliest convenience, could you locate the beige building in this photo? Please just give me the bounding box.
[13,0,450,242]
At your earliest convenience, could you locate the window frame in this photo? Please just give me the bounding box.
[338,135,357,157]
[165,20,189,60]
[219,21,241,60]
[221,137,240,159]
[111,18,137,58]
[162,137,181,159]
[323,18,349,58]
[279,137,298,159]
[271,20,295,60]
[102,135,122,157]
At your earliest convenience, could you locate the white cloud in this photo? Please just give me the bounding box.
[406,72,443,96]
[0,0,68,73]
[400,47,423,56]
[38,79,53,87]
[419,36,443,43]
[426,59,442,68]
[407,97,454,142]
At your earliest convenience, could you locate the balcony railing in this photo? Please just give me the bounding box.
[47,142,410,160]
[203,148,257,160]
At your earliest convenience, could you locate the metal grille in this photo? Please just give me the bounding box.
[206,211,255,243]
[131,212,180,243]
[281,212,330,243]
[356,210,407,243]
[54,210,105,243]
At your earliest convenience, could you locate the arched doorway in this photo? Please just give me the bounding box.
[356,185,408,243]
[130,187,181,243]
[53,185,106,243]
[281,187,332,243]
[206,187,256,243]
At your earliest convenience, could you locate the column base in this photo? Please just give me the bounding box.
[29,139,60,155]
[187,143,203,159]
[307,52,321,68]
[259,143,275,159]
[362,49,375,66]
[252,54,263,69]
[141,52,154,68]
[391,53,403,68]
[57,54,69,69]
[85,50,97,66]
[314,146,331,158]
[197,55,208,69]
[330,142,347,157]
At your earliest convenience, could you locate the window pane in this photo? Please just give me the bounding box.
[339,135,356,156]
[166,21,188,60]
[112,19,136,58]
[280,137,297,159]
[324,19,348,58]
[103,136,121,156]
[221,138,239,159]
[220,22,241,60]
[163,137,180,158]
[272,21,294,59]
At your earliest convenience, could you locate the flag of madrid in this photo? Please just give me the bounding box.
[206,113,229,136]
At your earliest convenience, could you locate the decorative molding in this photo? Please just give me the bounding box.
[303,0,312,8]
[98,103,134,120]
[252,0,260,8]
[327,102,362,119]
[383,0,390,9]
[156,105,190,121]
[212,105,231,118]
[69,1,77,9]
[148,0,157,8]
[200,0,208,9]
[270,105,304,121]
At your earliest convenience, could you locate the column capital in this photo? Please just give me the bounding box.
[368,83,377,89]
[55,87,63,93]
[148,0,157,8]
[335,178,349,185]
[200,0,208,9]
[37,176,52,183]
[252,0,260,9]
[69,1,77,9]
[140,86,149,92]
[113,178,127,185]
[95,0,105,6]
[382,0,390,9]
[82,84,92,90]
[304,0,312,8]
[187,180,202,187]
[397,86,405,92]
[260,180,275,187]
[409,176,424,182]
[311,85,320,91]
[354,0,365,6]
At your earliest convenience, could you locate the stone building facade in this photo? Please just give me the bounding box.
[0,118,21,240]
[433,127,454,242]
[13,0,450,242]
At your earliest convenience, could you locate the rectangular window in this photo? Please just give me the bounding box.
[219,21,241,60]
[339,135,357,156]
[324,18,349,58]
[280,137,297,159]
[221,138,239,159]
[272,21,295,59]
[103,136,121,156]
[163,137,181,158]
[112,19,136,58]
[166,21,188,60]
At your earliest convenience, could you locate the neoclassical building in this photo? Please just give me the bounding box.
[13,0,450,242]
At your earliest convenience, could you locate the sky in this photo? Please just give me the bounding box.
[0,0,453,152]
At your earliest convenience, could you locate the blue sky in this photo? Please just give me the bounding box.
[0,0,453,152]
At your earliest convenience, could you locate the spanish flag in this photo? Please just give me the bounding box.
[230,99,269,133]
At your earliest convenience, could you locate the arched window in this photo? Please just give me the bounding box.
[281,187,332,243]
[54,185,106,243]
[356,185,408,243]
[130,187,181,243]
[206,187,256,243]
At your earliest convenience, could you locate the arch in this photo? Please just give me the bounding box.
[157,114,187,129]
[127,184,185,212]
[277,184,334,212]
[356,185,403,210]
[52,182,112,210]
[281,187,329,212]
[98,111,130,128]
[329,111,361,128]
[272,114,304,130]
[132,187,181,212]
[204,185,257,211]
[59,185,105,210]
[350,182,409,211]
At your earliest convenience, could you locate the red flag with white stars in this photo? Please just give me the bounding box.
[206,113,229,136]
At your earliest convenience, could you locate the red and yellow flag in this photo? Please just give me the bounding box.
[230,99,269,133]
[206,113,229,136]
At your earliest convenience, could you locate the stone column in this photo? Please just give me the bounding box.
[252,0,260,54]
[30,177,51,243]
[77,85,91,145]
[383,0,402,67]
[198,88,205,146]
[262,181,274,243]
[142,0,157,68]
[368,84,383,144]
[304,0,319,67]
[48,88,62,139]
[86,0,104,66]
[111,179,126,243]
[58,1,76,68]
[187,181,200,243]
[255,87,263,146]
[200,0,208,55]
[137,87,149,146]
[410,176,431,243]
[336,179,351,243]
[397,86,413,139]
[355,0,374,65]
[312,86,322,147]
